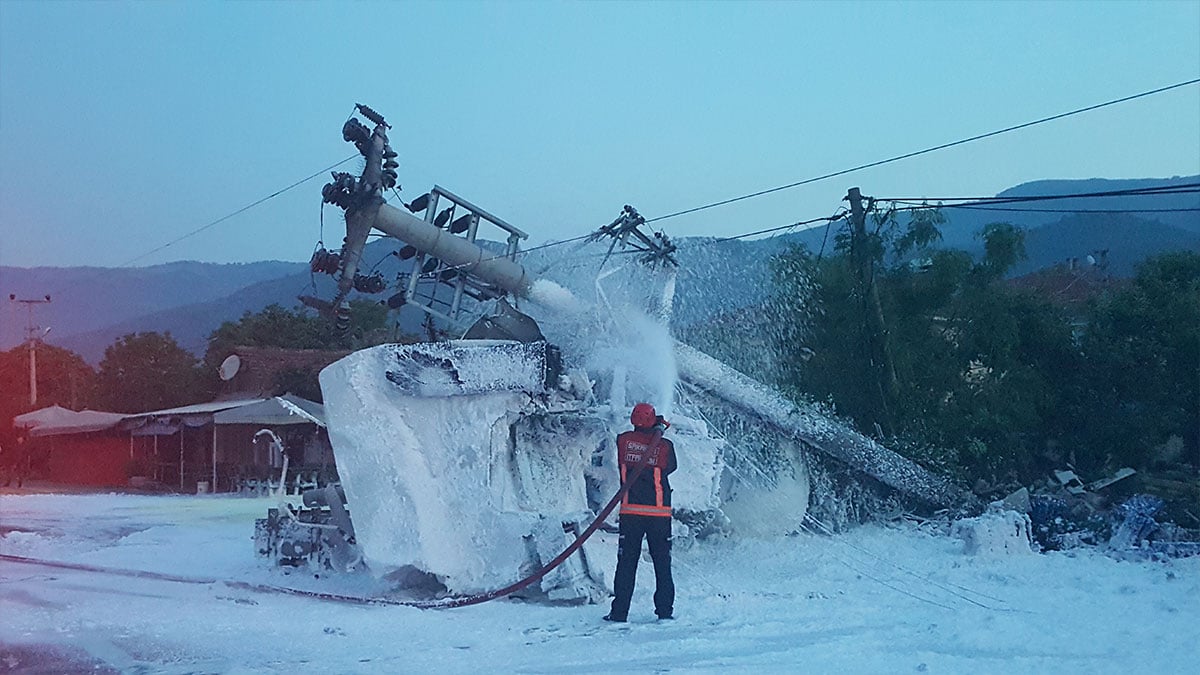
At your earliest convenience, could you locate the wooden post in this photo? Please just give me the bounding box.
[846,187,898,437]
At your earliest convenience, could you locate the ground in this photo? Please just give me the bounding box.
[1,488,1197,673]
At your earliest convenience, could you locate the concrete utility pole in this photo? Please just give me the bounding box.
[845,188,898,437]
[9,294,51,407]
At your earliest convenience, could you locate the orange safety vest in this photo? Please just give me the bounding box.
[617,429,675,518]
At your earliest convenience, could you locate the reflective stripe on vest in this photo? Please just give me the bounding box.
[620,503,673,517]
[619,464,672,517]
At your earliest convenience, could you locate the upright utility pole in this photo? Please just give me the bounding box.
[9,294,51,407]
[845,188,897,437]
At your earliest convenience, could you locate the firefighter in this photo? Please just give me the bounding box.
[2,435,30,488]
[604,402,676,622]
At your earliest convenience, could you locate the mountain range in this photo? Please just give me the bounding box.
[2,176,1196,364]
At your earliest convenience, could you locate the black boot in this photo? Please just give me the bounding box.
[602,613,627,623]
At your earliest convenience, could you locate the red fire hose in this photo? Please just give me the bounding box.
[407,428,663,608]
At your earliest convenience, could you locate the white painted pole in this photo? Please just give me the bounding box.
[211,425,218,493]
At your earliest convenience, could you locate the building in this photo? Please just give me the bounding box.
[10,395,333,493]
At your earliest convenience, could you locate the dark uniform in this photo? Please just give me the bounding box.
[605,415,676,622]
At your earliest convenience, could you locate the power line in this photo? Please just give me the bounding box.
[918,205,1200,215]
[114,155,359,269]
[46,155,360,301]
[644,78,1200,225]
[879,182,1200,205]
[396,181,1198,282]
[709,211,848,243]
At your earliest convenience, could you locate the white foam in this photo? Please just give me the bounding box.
[951,509,1035,556]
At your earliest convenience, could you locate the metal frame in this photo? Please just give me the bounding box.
[402,185,529,326]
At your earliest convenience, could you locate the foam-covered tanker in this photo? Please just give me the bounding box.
[272,105,969,604]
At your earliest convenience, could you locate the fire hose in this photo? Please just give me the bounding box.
[0,432,664,610]
[408,428,663,608]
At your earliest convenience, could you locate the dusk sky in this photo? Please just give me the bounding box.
[1,0,1197,269]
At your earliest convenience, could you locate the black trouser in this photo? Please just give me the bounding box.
[609,513,673,619]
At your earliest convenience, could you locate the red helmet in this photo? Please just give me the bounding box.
[630,402,657,428]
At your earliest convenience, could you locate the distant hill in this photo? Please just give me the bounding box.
[936,175,1200,251]
[3,176,1196,364]
[1013,213,1200,277]
[54,271,338,362]
[1,260,306,352]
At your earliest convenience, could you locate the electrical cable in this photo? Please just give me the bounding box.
[47,154,360,300]
[709,211,848,243]
[643,78,1200,225]
[879,182,1200,205]
[913,205,1200,215]
[113,155,360,269]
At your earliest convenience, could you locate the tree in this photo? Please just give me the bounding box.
[202,300,394,399]
[204,300,390,370]
[0,343,96,445]
[1067,251,1200,474]
[770,207,1090,484]
[94,332,207,413]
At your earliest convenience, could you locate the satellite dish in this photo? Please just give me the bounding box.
[218,354,241,381]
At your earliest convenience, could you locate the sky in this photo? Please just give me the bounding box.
[0,0,1198,269]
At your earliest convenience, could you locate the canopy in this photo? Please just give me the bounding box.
[118,395,325,435]
[212,395,325,427]
[13,405,129,438]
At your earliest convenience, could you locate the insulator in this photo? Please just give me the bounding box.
[421,258,440,274]
[407,193,431,213]
[309,248,328,274]
[382,145,398,159]
[355,103,389,128]
[433,207,453,228]
[449,214,472,234]
[335,303,352,332]
[386,292,406,309]
[383,158,399,170]
[309,249,341,275]
[382,169,397,189]
[396,245,417,260]
[343,119,371,146]
[353,272,386,294]
[322,172,357,209]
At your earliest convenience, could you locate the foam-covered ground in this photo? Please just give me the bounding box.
[2,492,1197,673]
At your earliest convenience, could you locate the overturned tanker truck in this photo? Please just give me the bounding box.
[256,105,971,605]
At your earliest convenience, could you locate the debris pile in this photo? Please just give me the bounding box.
[970,466,1200,560]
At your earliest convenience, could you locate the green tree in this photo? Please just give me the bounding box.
[94,332,207,413]
[0,343,96,443]
[203,300,393,398]
[771,208,1083,484]
[204,300,389,368]
[1067,251,1200,474]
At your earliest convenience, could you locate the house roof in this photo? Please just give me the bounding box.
[13,405,129,437]
[1005,265,1128,309]
[216,346,351,399]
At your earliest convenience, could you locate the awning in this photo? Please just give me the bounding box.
[212,395,325,427]
[13,406,129,438]
[117,395,325,435]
